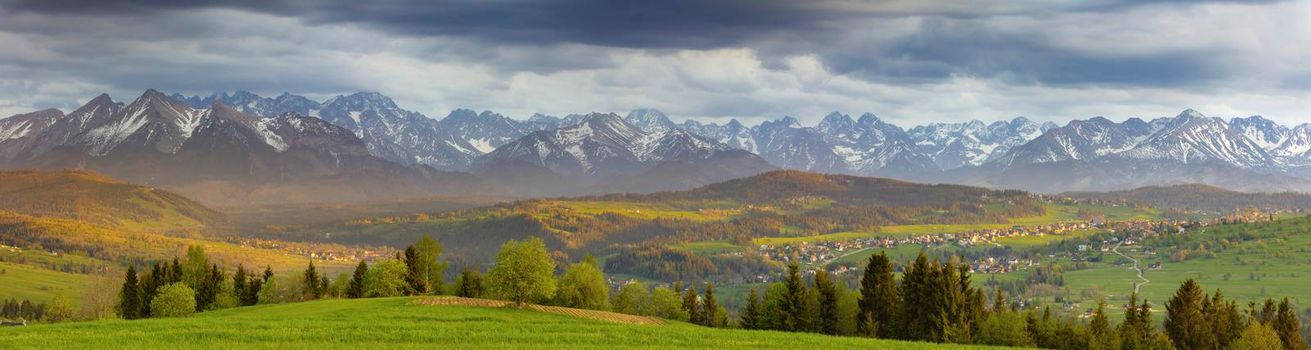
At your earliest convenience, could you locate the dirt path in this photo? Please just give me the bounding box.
[1112,240,1150,294]
[411,296,665,325]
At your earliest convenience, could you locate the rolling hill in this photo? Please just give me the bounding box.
[261,170,1044,279]
[0,297,1004,349]
[0,170,224,231]
[1064,184,1311,212]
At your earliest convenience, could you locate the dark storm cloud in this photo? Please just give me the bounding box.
[3,0,1281,49]
[1,0,1283,88]
[0,0,1305,123]
[814,17,1227,88]
[1,0,840,49]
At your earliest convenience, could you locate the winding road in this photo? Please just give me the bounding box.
[1111,240,1150,294]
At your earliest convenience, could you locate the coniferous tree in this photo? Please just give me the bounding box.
[858,251,898,338]
[1273,298,1306,350]
[233,264,248,304]
[117,265,142,320]
[702,283,722,328]
[456,266,484,298]
[781,263,809,332]
[303,260,323,300]
[403,245,429,295]
[897,253,934,341]
[1087,299,1118,350]
[815,270,839,335]
[683,285,703,326]
[348,261,368,299]
[741,287,761,330]
[194,264,221,311]
[141,262,164,317]
[1205,290,1244,349]
[1165,279,1215,350]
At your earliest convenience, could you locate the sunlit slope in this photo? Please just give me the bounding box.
[0,170,223,231]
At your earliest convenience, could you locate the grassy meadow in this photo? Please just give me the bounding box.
[0,262,88,305]
[0,297,1011,349]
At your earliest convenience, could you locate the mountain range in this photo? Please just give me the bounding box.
[5,90,1311,203]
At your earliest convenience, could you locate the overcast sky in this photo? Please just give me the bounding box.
[0,0,1308,126]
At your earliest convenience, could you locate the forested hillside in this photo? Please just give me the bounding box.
[1065,184,1311,212]
[264,170,1045,280]
[0,170,224,231]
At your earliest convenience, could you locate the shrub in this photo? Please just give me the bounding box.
[151,283,197,318]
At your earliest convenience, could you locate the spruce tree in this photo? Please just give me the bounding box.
[815,270,839,335]
[348,261,368,299]
[858,251,897,338]
[702,283,722,328]
[194,264,221,311]
[303,260,323,299]
[457,266,484,298]
[683,285,703,326]
[233,264,248,304]
[741,287,761,330]
[1165,279,1215,350]
[1274,298,1307,350]
[117,265,142,320]
[403,245,429,295]
[897,253,934,341]
[781,262,808,332]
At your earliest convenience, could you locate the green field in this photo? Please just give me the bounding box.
[0,297,1009,349]
[0,262,88,304]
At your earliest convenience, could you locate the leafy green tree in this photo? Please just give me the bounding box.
[117,265,142,320]
[348,261,367,299]
[181,245,209,290]
[364,259,409,298]
[612,281,649,315]
[456,266,485,298]
[740,287,762,330]
[330,272,351,298]
[814,270,839,335]
[210,278,238,310]
[486,237,557,305]
[1165,279,1214,350]
[837,287,860,336]
[151,283,196,318]
[858,251,897,337]
[1230,322,1286,350]
[554,257,609,310]
[258,276,281,304]
[413,235,448,293]
[46,293,75,323]
[644,286,689,321]
[976,310,1033,347]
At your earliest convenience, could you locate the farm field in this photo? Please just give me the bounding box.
[1047,215,1311,320]
[0,297,1012,350]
